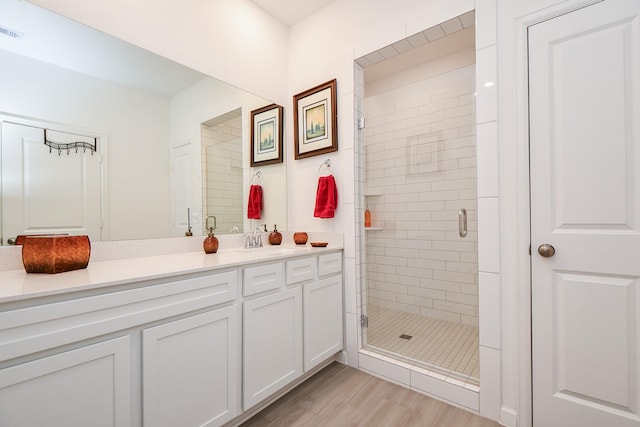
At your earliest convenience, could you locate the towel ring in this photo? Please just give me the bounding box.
[251,170,262,183]
[318,159,331,175]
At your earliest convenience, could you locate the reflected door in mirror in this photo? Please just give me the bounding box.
[1,122,102,245]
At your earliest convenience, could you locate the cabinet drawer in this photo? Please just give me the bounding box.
[0,270,238,362]
[243,262,284,296]
[286,257,317,285]
[318,252,342,277]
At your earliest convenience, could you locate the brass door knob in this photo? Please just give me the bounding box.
[537,243,555,257]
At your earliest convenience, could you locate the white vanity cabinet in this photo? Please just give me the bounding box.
[0,269,239,427]
[0,335,131,427]
[243,286,303,410]
[0,247,343,426]
[142,305,238,427]
[285,254,343,371]
[304,252,343,371]
[242,259,303,410]
[242,252,343,411]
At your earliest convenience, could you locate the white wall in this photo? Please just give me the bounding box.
[474,1,502,421]
[0,50,172,241]
[28,0,289,105]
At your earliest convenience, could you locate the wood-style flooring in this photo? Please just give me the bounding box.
[240,362,499,427]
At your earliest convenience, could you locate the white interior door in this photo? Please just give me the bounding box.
[529,1,640,426]
[170,140,194,237]
[1,122,102,244]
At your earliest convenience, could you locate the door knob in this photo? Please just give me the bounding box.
[537,243,555,257]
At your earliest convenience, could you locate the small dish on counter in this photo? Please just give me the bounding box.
[310,242,328,248]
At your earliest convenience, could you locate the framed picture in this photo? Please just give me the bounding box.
[250,103,284,166]
[293,79,338,160]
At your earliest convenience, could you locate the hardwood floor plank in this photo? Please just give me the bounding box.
[240,362,500,427]
[258,362,347,422]
[312,401,363,426]
[400,395,451,427]
[267,403,322,426]
[297,368,372,416]
[239,413,271,427]
[356,397,413,426]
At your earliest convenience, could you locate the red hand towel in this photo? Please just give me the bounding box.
[314,175,338,218]
[247,184,263,219]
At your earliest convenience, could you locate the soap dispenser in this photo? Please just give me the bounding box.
[269,225,282,245]
[364,206,372,228]
[203,215,219,254]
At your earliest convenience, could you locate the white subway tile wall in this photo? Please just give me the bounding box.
[365,65,478,325]
[201,116,243,235]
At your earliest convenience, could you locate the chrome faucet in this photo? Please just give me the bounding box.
[253,226,263,247]
[244,227,264,248]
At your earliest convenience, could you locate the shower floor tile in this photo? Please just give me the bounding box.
[366,305,479,385]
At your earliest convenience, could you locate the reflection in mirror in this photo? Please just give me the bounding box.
[201,110,243,235]
[0,0,286,245]
[198,106,289,237]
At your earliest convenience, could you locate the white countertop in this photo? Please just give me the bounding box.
[0,243,342,304]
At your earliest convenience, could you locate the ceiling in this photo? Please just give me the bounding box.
[0,0,207,97]
[250,0,336,27]
[1,0,338,98]
[4,0,474,97]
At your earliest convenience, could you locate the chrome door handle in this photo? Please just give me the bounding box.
[537,243,555,257]
[458,208,467,238]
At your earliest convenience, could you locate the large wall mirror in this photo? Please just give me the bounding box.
[0,0,286,246]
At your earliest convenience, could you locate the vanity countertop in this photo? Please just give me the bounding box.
[0,244,342,304]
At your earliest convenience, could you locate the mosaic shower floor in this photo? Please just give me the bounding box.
[366,305,480,385]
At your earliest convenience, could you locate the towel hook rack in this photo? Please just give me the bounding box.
[318,158,331,175]
[43,129,97,156]
[251,170,262,183]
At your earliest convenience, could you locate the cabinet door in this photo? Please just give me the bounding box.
[142,306,238,427]
[243,287,302,410]
[0,336,131,427]
[304,275,343,371]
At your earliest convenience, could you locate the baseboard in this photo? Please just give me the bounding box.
[500,406,518,427]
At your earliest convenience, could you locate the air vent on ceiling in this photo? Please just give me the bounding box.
[0,25,24,40]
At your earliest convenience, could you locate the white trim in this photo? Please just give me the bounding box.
[508,1,606,426]
[500,406,518,427]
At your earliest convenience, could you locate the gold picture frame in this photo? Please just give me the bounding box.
[250,103,284,166]
[293,79,338,159]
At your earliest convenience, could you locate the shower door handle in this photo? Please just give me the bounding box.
[458,209,467,238]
